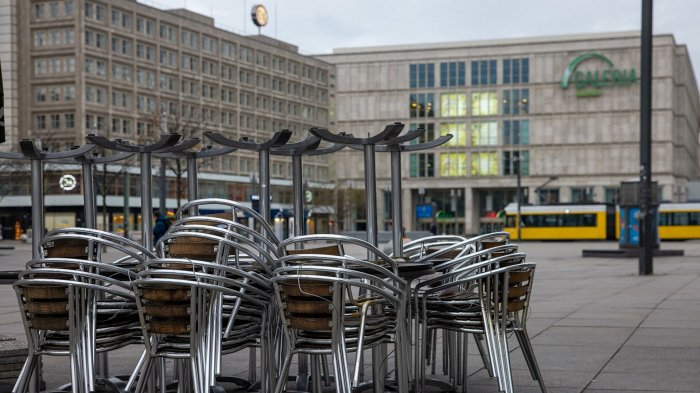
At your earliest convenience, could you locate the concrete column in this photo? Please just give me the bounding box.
[560,186,571,203]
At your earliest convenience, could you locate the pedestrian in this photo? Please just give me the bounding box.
[429,223,437,236]
[152,210,170,246]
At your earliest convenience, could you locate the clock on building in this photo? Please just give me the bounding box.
[251,5,268,27]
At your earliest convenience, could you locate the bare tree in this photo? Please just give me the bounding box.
[94,149,134,232]
[332,183,366,232]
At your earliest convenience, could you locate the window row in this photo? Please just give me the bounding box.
[35,113,75,130]
[34,57,74,75]
[409,150,530,178]
[410,121,529,147]
[411,58,530,88]
[34,29,74,47]
[412,92,530,118]
[34,1,73,18]
[34,85,75,102]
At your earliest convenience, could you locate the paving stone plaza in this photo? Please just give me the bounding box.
[0,239,697,392]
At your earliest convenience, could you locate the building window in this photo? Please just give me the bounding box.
[35,4,45,18]
[503,150,529,176]
[604,187,620,204]
[410,93,434,118]
[64,1,73,16]
[35,87,46,102]
[440,123,467,146]
[470,152,498,176]
[440,153,466,177]
[440,62,466,87]
[503,58,529,84]
[503,89,529,115]
[64,113,74,128]
[409,123,435,144]
[472,60,497,85]
[50,114,60,129]
[503,120,529,145]
[49,86,60,101]
[440,93,466,117]
[410,153,434,178]
[471,122,498,146]
[471,92,498,116]
[64,85,75,100]
[36,115,46,129]
[409,63,435,88]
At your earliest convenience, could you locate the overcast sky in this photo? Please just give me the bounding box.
[158,0,700,81]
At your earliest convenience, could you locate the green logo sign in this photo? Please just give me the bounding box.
[561,53,638,97]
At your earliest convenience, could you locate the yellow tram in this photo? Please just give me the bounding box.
[503,203,616,240]
[504,202,700,241]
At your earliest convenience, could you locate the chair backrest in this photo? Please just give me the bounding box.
[133,263,269,339]
[175,198,279,246]
[43,228,156,261]
[278,234,399,276]
[158,230,279,276]
[15,268,134,331]
[273,262,403,332]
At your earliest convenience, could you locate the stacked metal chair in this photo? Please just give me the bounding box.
[126,198,280,392]
[412,245,546,393]
[13,228,153,393]
[274,234,410,393]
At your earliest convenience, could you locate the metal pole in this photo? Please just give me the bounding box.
[292,155,304,239]
[159,159,167,215]
[390,150,403,258]
[259,150,270,224]
[364,145,378,253]
[517,159,522,241]
[639,0,654,275]
[30,160,43,259]
[82,162,96,229]
[140,152,153,249]
[124,171,130,239]
[186,156,198,216]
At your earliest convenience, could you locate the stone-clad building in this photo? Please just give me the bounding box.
[318,31,700,235]
[0,0,336,237]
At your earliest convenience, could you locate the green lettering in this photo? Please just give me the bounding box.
[612,69,621,86]
[574,71,585,88]
[585,71,594,88]
[621,70,628,86]
[628,68,638,85]
[602,69,611,87]
[593,71,602,87]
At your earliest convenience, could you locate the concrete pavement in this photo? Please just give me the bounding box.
[0,239,698,392]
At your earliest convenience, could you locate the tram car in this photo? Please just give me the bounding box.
[503,203,616,240]
[504,202,700,241]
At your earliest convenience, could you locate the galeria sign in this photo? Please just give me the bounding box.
[561,53,638,97]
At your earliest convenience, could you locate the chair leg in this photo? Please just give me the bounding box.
[321,355,331,386]
[133,355,154,393]
[520,328,547,393]
[274,351,293,393]
[430,329,437,375]
[515,330,537,380]
[12,351,37,393]
[474,334,494,378]
[461,333,469,393]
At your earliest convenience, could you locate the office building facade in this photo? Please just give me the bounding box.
[318,32,700,235]
[0,0,336,238]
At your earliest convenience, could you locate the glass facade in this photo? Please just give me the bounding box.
[410,63,435,88]
[440,93,467,117]
[440,153,466,177]
[410,93,434,117]
[503,89,529,115]
[471,60,497,85]
[409,123,434,144]
[503,151,529,176]
[503,58,529,84]
[471,92,498,116]
[440,123,467,146]
[410,153,435,178]
[503,120,529,145]
[440,62,466,87]
[471,122,498,146]
[471,152,498,176]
